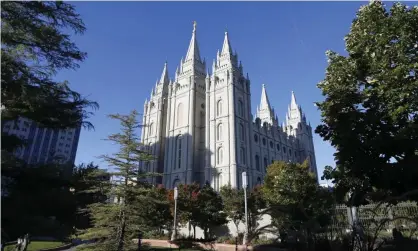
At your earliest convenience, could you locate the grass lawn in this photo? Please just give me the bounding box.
[4,241,66,251]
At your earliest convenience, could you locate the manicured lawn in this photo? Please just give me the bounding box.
[4,241,66,251]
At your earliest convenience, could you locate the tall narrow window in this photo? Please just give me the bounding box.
[239,123,244,140]
[149,123,154,136]
[264,157,268,169]
[240,147,246,165]
[217,123,223,141]
[217,147,224,165]
[255,155,260,171]
[176,103,184,126]
[176,135,182,169]
[238,100,244,117]
[217,100,223,116]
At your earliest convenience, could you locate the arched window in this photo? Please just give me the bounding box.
[238,99,244,117]
[240,147,246,165]
[149,123,154,136]
[217,147,224,165]
[176,103,184,126]
[176,135,182,169]
[255,155,260,171]
[217,100,223,116]
[217,123,223,141]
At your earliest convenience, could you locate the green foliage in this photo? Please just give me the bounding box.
[77,110,157,251]
[72,162,110,230]
[262,161,334,233]
[169,183,227,239]
[170,183,200,228]
[220,184,245,231]
[1,1,98,155]
[315,1,418,205]
[1,163,76,239]
[137,185,172,234]
[219,184,267,242]
[193,183,227,239]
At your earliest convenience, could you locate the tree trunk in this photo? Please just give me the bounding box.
[117,210,126,251]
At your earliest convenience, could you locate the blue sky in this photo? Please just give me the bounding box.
[56,1,375,182]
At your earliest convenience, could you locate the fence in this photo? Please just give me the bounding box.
[330,202,418,234]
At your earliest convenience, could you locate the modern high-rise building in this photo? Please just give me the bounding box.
[139,22,317,190]
[2,116,81,166]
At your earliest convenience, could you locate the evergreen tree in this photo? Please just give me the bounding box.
[77,110,155,251]
[72,162,110,230]
[1,1,98,155]
[315,1,418,204]
[2,163,76,239]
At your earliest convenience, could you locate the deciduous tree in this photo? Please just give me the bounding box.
[262,161,334,244]
[194,183,227,239]
[315,1,418,205]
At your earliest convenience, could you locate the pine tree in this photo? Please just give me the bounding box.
[1,1,98,158]
[77,110,156,251]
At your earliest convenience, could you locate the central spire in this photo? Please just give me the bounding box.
[185,21,202,62]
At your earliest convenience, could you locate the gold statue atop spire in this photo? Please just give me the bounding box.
[193,21,197,33]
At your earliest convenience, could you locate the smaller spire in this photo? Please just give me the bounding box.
[159,61,169,84]
[151,87,154,97]
[212,59,216,73]
[206,68,210,79]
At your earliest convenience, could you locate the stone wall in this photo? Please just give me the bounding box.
[177,213,278,239]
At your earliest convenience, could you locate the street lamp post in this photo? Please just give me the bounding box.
[171,187,179,241]
[242,172,248,246]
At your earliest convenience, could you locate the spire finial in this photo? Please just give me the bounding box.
[225,24,228,34]
[193,21,197,33]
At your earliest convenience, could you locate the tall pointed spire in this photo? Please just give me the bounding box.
[185,21,201,62]
[159,62,169,84]
[221,31,233,55]
[260,84,272,111]
[290,91,298,109]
